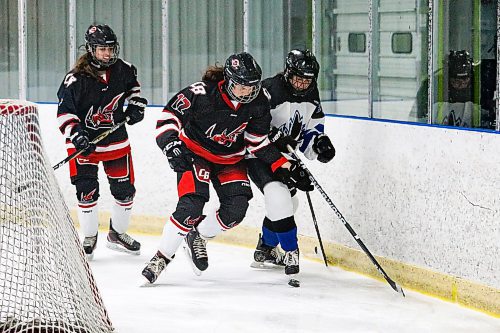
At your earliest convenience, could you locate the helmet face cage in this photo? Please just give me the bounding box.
[224,52,262,103]
[447,50,473,102]
[226,79,262,104]
[448,50,472,80]
[85,25,120,68]
[284,49,320,96]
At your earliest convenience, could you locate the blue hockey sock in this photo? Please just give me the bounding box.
[261,225,279,247]
[276,227,298,252]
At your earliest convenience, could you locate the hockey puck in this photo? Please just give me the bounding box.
[288,278,300,288]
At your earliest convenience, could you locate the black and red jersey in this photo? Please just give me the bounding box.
[156,80,287,170]
[56,59,141,160]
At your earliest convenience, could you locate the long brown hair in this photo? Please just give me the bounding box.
[70,53,100,80]
[202,65,224,82]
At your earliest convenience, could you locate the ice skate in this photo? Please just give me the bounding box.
[250,233,285,269]
[82,234,98,261]
[183,228,208,276]
[142,251,173,284]
[284,248,300,287]
[106,224,141,255]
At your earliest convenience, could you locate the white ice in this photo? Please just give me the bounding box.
[88,233,500,333]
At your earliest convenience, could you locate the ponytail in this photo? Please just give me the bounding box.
[202,65,224,82]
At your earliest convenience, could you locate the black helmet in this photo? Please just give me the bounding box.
[448,50,473,103]
[448,50,472,79]
[85,24,120,69]
[284,49,320,96]
[224,52,262,103]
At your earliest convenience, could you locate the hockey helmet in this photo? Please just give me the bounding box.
[448,50,472,79]
[85,24,120,68]
[224,52,262,103]
[448,50,473,102]
[284,49,320,96]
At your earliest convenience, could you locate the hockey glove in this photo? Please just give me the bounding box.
[70,125,96,156]
[125,97,148,125]
[269,127,297,153]
[274,160,314,192]
[162,139,194,173]
[313,134,335,163]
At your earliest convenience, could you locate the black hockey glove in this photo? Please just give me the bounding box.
[269,127,297,153]
[70,125,96,156]
[274,160,313,192]
[125,97,148,125]
[162,139,194,173]
[313,134,335,163]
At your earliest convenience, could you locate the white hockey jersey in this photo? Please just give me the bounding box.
[262,74,325,160]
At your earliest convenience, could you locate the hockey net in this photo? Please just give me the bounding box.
[0,100,113,333]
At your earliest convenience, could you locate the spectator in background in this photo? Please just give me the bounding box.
[432,50,475,127]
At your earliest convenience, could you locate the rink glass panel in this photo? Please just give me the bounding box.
[0,0,19,99]
[75,0,163,104]
[431,0,497,129]
[3,0,498,128]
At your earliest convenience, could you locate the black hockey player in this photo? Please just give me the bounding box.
[248,49,335,280]
[57,24,148,260]
[142,52,311,284]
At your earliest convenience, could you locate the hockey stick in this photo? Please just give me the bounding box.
[305,191,328,267]
[287,145,405,296]
[52,117,129,171]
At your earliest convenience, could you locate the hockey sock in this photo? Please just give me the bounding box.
[276,227,298,252]
[158,216,188,259]
[271,216,298,251]
[262,217,279,247]
[78,201,99,237]
[110,199,133,234]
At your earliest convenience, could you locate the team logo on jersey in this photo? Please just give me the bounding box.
[205,122,247,147]
[443,108,470,127]
[85,92,124,129]
[278,110,304,142]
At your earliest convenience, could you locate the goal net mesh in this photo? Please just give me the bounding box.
[0,100,114,333]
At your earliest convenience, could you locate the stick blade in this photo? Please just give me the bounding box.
[390,280,405,297]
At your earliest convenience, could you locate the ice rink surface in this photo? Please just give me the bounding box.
[88,233,500,333]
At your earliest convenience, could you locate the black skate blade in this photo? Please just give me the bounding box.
[288,278,300,288]
[182,244,202,276]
